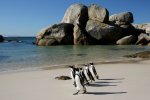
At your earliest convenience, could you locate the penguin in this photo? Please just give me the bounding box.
[79,67,89,85]
[83,64,95,83]
[73,70,87,95]
[89,63,99,80]
[69,65,78,87]
[83,65,90,81]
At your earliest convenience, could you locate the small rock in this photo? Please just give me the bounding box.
[0,35,4,42]
[55,76,71,80]
[124,51,150,58]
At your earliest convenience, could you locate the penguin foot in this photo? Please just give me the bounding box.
[82,90,87,94]
[73,91,79,95]
[96,75,99,79]
[85,82,89,86]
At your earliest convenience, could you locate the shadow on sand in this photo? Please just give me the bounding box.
[86,92,127,95]
[87,83,117,87]
[86,78,124,87]
[95,81,122,84]
[85,77,127,95]
[99,78,125,81]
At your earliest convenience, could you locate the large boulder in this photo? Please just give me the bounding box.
[109,12,142,39]
[0,35,4,42]
[136,37,149,45]
[36,23,74,46]
[36,3,149,46]
[148,42,150,46]
[88,4,109,23]
[61,4,88,28]
[37,38,59,46]
[86,20,123,44]
[109,12,134,25]
[136,33,150,45]
[120,24,141,37]
[116,35,137,45]
[133,23,150,33]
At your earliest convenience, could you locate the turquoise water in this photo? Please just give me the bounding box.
[0,37,150,73]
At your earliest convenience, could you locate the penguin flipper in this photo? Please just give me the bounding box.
[73,81,77,87]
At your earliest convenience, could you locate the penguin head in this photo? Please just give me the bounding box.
[79,67,83,72]
[68,65,75,71]
[79,68,82,70]
[84,64,89,68]
[68,65,74,69]
[83,64,88,67]
[89,63,94,65]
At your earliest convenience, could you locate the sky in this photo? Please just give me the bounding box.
[0,0,150,36]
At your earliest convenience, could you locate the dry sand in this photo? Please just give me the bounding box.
[0,60,150,100]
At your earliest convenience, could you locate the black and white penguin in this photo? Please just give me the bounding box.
[89,63,99,80]
[79,67,89,85]
[83,65,90,81]
[69,65,78,87]
[83,64,95,83]
[73,70,87,95]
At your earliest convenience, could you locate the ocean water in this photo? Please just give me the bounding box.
[0,37,150,73]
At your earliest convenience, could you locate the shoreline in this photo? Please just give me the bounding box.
[0,57,148,75]
[42,57,145,70]
[0,60,150,100]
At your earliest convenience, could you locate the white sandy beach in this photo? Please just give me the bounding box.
[0,60,150,100]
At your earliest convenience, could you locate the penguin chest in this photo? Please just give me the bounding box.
[84,69,90,80]
[90,67,96,79]
[75,75,83,90]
